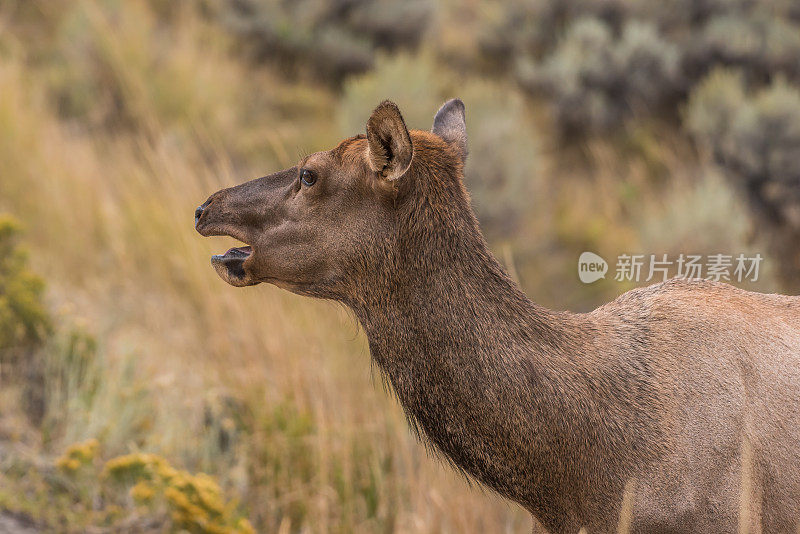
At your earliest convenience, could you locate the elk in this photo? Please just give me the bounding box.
[195,99,800,533]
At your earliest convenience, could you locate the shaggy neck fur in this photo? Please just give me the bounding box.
[341,134,655,531]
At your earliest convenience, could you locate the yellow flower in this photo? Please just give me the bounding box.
[203,524,230,534]
[103,453,151,479]
[56,438,100,471]
[130,481,155,503]
[77,438,100,461]
[164,486,208,520]
[155,463,178,482]
[102,451,253,532]
[55,456,81,472]
[236,518,256,534]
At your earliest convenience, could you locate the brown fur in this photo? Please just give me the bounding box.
[196,100,800,533]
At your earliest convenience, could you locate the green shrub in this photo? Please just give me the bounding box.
[686,70,800,228]
[682,68,745,149]
[690,11,800,83]
[478,0,633,67]
[216,0,432,83]
[519,17,680,133]
[0,215,50,352]
[686,70,800,290]
[0,215,51,423]
[104,451,255,533]
[481,0,800,135]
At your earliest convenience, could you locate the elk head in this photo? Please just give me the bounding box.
[195,99,468,299]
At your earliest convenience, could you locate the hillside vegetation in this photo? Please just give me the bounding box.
[0,0,795,532]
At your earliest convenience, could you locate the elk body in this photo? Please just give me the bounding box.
[195,99,800,533]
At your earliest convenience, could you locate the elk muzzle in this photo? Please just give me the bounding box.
[194,189,259,287]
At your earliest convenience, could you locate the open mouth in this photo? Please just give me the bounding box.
[211,245,252,282]
[195,202,258,286]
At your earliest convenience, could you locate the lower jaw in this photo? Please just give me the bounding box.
[211,252,255,286]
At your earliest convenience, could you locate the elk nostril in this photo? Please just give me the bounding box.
[194,205,205,226]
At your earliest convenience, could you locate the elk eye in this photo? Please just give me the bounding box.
[300,168,317,186]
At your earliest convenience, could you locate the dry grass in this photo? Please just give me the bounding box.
[0,1,530,531]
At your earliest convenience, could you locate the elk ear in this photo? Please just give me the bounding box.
[366,100,413,181]
[431,98,467,163]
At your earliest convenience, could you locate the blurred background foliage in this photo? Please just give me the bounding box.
[0,0,796,532]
